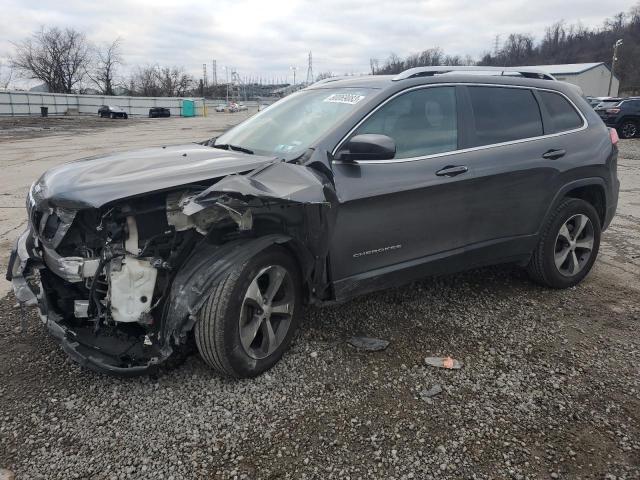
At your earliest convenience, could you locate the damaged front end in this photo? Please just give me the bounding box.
[8,159,336,375]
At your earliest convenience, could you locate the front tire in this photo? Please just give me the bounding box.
[527,198,601,288]
[195,247,302,378]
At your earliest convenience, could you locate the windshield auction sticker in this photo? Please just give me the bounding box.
[323,93,366,105]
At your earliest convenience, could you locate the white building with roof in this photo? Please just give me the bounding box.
[517,63,619,97]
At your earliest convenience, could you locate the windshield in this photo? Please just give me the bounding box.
[214,87,374,157]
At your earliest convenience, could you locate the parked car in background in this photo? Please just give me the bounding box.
[149,107,171,118]
[593,98,622,109]
[596,98,640,138]
[237,103,248,111]
[98,105,128,119]
[588,96,621,108]
[215,104,227,112]
[9,66,619,378]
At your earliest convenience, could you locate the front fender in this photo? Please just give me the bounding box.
[161,234,294,348]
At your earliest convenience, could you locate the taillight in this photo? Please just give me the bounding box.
[606,108,621,115]
[610,128,619,145]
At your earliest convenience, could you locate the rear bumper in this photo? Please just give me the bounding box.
[604,176,620,231]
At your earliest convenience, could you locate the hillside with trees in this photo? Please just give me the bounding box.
[372,3,640,93]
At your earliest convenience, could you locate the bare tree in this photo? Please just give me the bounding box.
[0,60,13,89]
[89,38,123,95]
[369,58,379,75]
[11,27,91,93]
[128,65,194,97]
[157,66,193,96]
[500,34,535,66]
[316,71,334,81]
[129,65,161,96]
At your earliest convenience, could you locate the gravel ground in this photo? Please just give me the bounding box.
[0,116,147,142]
[0,141,639,479]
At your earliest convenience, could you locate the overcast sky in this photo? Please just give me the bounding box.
[0,0,635,86]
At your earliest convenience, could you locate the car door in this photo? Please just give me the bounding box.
[453,85,585,260]
[328,85,478,296]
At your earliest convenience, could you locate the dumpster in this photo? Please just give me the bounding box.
[40,107,48,117]
[182,99,195,117]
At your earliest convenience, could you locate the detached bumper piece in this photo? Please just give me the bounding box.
[8,229,169,376]
[46,319,165,376]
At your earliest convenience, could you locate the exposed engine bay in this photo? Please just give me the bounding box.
[8,146,337,375]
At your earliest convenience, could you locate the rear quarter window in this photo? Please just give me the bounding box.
[468,86,543,147]
[538,91,584,133]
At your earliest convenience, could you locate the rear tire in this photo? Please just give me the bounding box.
[527,198,601,288]
[619,121,638,139]
[195,247,302,378]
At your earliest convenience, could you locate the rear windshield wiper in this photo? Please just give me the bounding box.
[213,143,254,155]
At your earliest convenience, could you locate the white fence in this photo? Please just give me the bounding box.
[0,90,206,117]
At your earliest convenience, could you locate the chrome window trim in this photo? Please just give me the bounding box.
[331,83,589,165]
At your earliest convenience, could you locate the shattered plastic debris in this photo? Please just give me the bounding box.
[425,356,463,369]
[419,384,443,401]
[347,336,390,352]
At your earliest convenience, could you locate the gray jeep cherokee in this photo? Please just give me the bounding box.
[7,66,620,377]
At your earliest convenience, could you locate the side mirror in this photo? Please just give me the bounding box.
[338,134,396,161]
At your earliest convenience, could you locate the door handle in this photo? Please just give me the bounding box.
[435,165,468,177]
[542,149,566,160]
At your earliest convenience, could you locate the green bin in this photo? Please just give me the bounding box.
[182,99,195,117]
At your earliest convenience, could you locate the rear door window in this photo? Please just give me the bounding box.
[467,86,543,146]
[354,86,458,158]
[538,91,583,132]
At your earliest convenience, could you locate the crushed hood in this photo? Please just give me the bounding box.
[34,144,275,208]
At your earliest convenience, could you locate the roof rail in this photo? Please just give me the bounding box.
[311,75,355,86]
[392,66,556,81]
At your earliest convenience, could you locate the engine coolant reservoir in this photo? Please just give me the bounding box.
[109,256,157,323]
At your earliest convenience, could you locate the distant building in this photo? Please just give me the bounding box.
[29,83,49,93]
[517,63,619,97]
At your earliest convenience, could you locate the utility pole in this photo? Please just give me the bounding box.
[608,39,623,96]
[290,66,297,85]
[212,59,217,85]
[202,63,208,87]
[305,51,314,84]
[224,66,229,103]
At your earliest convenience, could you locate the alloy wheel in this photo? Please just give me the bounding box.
[554,214,595,277]
[239,265,294,360]
[621,122,637,138]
